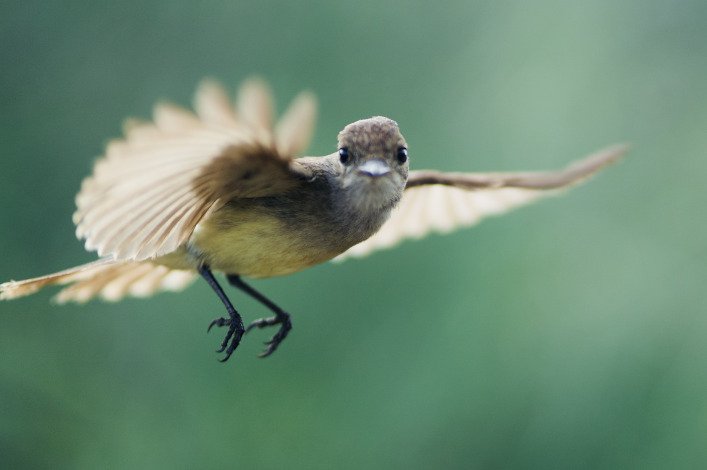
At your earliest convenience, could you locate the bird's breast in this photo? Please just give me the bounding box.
[187,198,355,278]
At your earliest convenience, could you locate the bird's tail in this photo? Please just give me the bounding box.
[0,259,196,303]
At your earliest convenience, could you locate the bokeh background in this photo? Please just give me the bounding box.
[1,0,706,468]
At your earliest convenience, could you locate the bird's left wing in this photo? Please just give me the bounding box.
[73,79,317,261]
[336,144,628,260]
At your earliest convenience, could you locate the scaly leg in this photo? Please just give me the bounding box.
[199,264,245,362]
[227,274,292,358]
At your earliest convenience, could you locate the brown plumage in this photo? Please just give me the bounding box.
[0,79,627,360]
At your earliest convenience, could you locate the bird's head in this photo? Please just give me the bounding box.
[336,116,409,211]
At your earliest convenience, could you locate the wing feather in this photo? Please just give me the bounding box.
[336,144,627,261]
[275,91,317,155]
[237,79,274,132]
[74,79,316,261]
[194,80,239,126]
[153,102,200,132]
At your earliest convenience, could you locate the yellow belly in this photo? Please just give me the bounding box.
[186,203,343,278]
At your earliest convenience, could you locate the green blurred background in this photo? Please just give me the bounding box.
[1,0,706,468]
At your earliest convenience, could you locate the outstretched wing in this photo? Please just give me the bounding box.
[73,79,317,261]
[336,144,628,260]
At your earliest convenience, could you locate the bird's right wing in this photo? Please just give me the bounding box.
[73,79,318,262]
[336,144,628,260]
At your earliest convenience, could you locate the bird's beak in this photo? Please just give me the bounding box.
[357,159,391,177]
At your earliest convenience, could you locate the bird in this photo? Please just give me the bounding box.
[0,78,628,361]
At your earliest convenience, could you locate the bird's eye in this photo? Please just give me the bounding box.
[397,147,408,164]
[339,147,350,165]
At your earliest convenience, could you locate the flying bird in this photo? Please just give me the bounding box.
[0,79,627,361]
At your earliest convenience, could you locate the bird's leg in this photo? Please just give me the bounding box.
[199,264,245,362]
[227,274,292,358]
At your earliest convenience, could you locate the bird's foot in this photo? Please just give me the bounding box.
[246,312,292,358]
[207,315,245,362]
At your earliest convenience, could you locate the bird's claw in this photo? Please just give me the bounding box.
[246,313,292,358]
[207,315,244,362]
[245,315,279,333]
[207,316,229,333]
